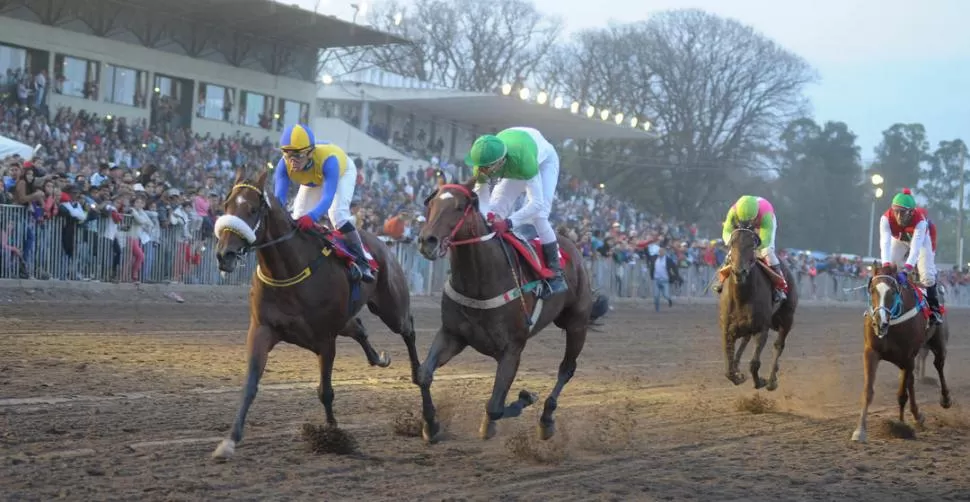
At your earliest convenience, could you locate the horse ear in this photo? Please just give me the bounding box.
[256,167,269,189]
[437,175,446,188]
[462,178,480,210]
[233,167,245,184]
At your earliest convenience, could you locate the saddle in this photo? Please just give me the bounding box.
[314,227,380,273]
[499,224,568,280]
[718,258,789,293]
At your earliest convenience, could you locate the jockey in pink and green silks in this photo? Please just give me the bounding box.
[713,195,789,302]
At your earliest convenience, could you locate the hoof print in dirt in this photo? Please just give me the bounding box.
[392,410,424,438]
[875,419,916,440]
[301,423,359,455]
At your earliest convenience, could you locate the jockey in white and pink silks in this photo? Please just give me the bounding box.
[712,195,788,302]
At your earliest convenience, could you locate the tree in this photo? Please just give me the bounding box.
[922,139,968,263]
[331,0,562,92]
[543,10,817,226]
[773,118,868,253]
[870,123,931,194]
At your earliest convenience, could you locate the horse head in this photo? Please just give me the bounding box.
[867,261,900,338]
[417,177,485,260]
[728,226,761,286]
[214,167,273,273]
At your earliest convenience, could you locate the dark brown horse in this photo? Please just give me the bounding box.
[852,263,951,443]
[415,179,608,443]
[209,168,421,460]
[719,227,797,390]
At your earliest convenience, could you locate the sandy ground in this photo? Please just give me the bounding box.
[1,285,970,502]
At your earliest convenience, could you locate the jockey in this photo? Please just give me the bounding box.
[273,123,374,283]
[465,127,567,296]
[879,188,942,324]
[712,195,788,302]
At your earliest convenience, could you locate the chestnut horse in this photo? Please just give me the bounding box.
[415,179,608,443]
[852,262,951,443]
[209,169,421,460]
[719,227,797,390]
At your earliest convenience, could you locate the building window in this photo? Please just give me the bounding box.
[55,54,98,100]
[197,82,233,121]
[0,44,27,76]
[104,64,146,107]
[276,98,310,131]
[239,90,269,128]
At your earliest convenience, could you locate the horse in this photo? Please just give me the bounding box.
[415,178,609,443]
[915,282,949,385]
[209,168,421,460]
[719,227,797,390]
[851,262,951,443]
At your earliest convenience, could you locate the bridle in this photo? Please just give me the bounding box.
[422,183,495,257]
[729,227,761,272]
[219,182,296,255]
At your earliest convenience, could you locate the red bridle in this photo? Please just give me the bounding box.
[427,183,490,253]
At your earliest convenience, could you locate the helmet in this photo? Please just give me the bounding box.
[280,124,316,151]
[891,188,916,209]
[464,135,507,168]
[735,195,760,222]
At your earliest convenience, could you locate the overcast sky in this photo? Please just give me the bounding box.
[290,0,969,158]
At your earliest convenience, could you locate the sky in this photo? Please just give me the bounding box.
[288,0,970,158]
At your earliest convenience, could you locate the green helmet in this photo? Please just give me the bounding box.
[735,195,760,222]
[464,135,507,169]
[891,188,916,209]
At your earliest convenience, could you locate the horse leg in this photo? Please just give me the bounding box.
[723,333,747,385]
[765,325,790,391]
[748,328,770,390]
[929,335,952,408]
[369,298,422,385]
[212,325,277,460]
[317,335,339,427]
[341,317,390,368]
[539,325,587,441]
[905,364,924,427]
[851,348,879,443]
[416,328,467,444]
[896,367,908,423]
[480,346,535,441]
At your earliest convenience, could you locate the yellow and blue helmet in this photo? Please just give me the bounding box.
[279,124,316,151]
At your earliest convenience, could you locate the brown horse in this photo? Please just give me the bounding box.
[415,179,608,443]
[209,168,421,460]
[915,284,950,386]
[719,227,797,390]
[852,263,951,443]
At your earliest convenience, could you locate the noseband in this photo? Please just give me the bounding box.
[216,183,296,255]
[423,183,494,257]
[865,273,924,335]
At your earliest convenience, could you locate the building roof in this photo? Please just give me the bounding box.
[320,83,656,142]
[110,0,410,49]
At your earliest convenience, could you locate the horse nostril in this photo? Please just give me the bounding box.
[424,236,439,247]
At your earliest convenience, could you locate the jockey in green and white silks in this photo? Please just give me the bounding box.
[465,127,567,296]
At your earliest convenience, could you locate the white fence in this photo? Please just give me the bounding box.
[3,203,967,307]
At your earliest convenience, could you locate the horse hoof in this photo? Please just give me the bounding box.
[422,421,440,444]
[211,439,236,460]
[479,419,497,440]
[765,380,778,392]
[727,373,747,386]
[538,421,556,441]
[850,429,867,443]
[519,390,539,406]
[941,396,953,409]
[917,413,926,427]
[377,351,391,368]
[754,378,768,390]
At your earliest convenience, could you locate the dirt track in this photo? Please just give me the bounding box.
[2,286,970,502]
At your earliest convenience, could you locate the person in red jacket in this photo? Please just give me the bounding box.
[878,188,942,324]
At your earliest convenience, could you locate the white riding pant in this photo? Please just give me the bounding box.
[888,238,937,287]
[290,162,357,228]
[759,221,780,267]
[475,152,560,244]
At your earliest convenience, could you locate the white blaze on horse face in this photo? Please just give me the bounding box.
[236,194,247,207]
[875,282,891,326]
[438,191,454,200]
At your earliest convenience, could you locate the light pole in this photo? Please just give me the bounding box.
[867,174,885,257]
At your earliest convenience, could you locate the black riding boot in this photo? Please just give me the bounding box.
[770,264,788,303]
[339,224,375,283]
[926,284,943,325]
[541,242,568,296]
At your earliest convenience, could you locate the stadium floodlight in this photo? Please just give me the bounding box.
[643,121,652,131]
[518,87,530,100]
[500,83,512,95]
[321,74,334,85]
[393,11,403,25]
[585,105,595,118]
[614,113,624,125]
[599,109,609,121]
[553,96,563,109]
[630,117,639,128]
[536,91,548,105]
[569,101,580,113]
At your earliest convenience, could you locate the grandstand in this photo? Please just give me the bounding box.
[0,0,406,142]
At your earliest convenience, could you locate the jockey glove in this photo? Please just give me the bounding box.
[491,218,512,234]
[296,215,316,231]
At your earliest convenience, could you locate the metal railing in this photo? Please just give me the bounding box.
[3,203,968,307]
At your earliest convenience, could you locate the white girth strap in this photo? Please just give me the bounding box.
[443,282,544,325]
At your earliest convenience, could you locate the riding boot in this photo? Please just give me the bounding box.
[770,264,788,303]
[341,228,376,283]
[541,242,568,296]
[926,284,943,325]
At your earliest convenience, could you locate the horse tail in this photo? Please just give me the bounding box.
[589,288,610,324]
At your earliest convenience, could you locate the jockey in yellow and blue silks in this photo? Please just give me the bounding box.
[273,124,374,282]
